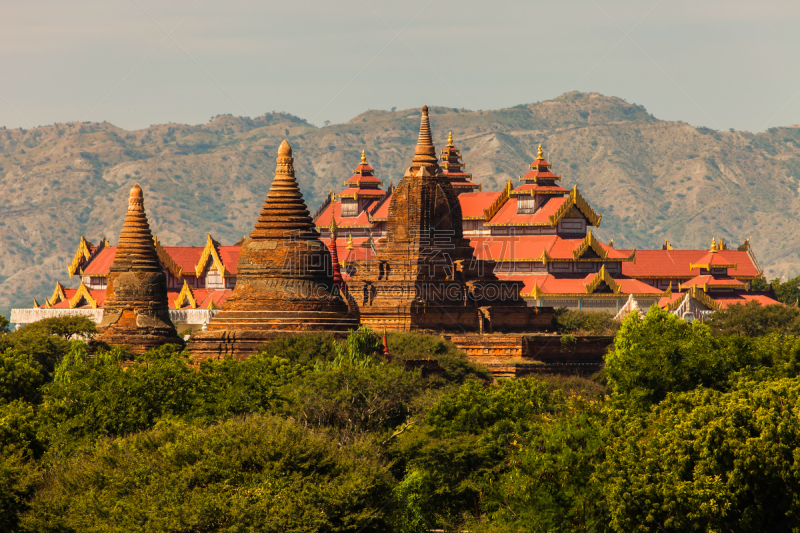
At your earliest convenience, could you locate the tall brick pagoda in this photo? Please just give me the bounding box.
[345,106,551,332]
[189,140,358,359]
[96,184,182,352]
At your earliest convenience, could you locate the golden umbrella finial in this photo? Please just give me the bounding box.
[537,144,544,159]
[447,131,454,147]
[710,237,717,251]
[361,150,367,165]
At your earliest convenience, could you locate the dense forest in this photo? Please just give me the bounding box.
[3,301,800,532]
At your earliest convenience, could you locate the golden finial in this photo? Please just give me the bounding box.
[537,144,544,159]
[710,237,717,252]
[328,216,338,237]
[361,150,367,165]
[346,233,353,250]
[447,131,454,147]
[330,190,335,202]
[609,239,614,248]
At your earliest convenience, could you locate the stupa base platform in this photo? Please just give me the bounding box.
[442,333,613,379]
[356,304,555,333]
[188,309,360,361]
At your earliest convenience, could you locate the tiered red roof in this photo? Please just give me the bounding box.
[521,144,561,182]
[339,151,386,198]
[440,132,479,192]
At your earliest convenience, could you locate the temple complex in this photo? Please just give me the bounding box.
[94,184,182,352]
[187,140,358,359]
[342,105,552,332]
[12,109,782,337]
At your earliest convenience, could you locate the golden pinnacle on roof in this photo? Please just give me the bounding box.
[329,216,338,236]
[710,237,717,252]
[447,131,454,147]
[361,150,367,165]
[537,144,544,159]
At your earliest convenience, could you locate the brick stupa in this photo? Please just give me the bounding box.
[97,184,182,352]
[190,140,358,359]
[346,106,551,332]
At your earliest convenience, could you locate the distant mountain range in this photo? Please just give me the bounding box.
[2,91,800,317]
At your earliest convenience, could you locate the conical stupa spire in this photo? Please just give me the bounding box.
[251,140,316,239]
[110,184,161,272]
[406,105,440,176]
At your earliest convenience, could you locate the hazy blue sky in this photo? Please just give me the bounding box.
[2,0,799,132]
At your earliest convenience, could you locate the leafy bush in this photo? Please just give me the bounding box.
[0,317,96,372]
[553,309,620,336]
[604,306,800,409]
[599,379,800,532]
[708,300,800,337]
[0,349,44,405]
[24,416,393,533]
[386,331,492,383]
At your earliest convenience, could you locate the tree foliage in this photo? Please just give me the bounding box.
[24,416,393,533]
[599,379,800,532]
[707,300,800,337]
[751,274,800,304]
[4,314,800,531]
[553,308,620,336]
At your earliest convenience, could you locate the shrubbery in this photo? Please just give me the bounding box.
[4,306,800,532]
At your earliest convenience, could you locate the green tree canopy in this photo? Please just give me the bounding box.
[24,416,394,533]
[599,379,800,532]
[707,300,800,337]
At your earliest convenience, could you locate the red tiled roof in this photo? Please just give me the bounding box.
[352,162,375,174]
[485,197,567,226]
[691,251,737,269]
[468,235,629,262]
[50,288,107,308]
[622,249,760,279]
[218,247,240,275]
[713,292,781,308]
[197,289,231,309]
[315,202,375,228]
[163,246,205,272]
[337,187,386,197]
[458,192,501,219]
[522,170,559,180]
[370,192,393,221]
[512,183,568,194]
[495,274,662,296]
[680,275,746,290]
[82,247,117,275]
[345,174,382,185]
